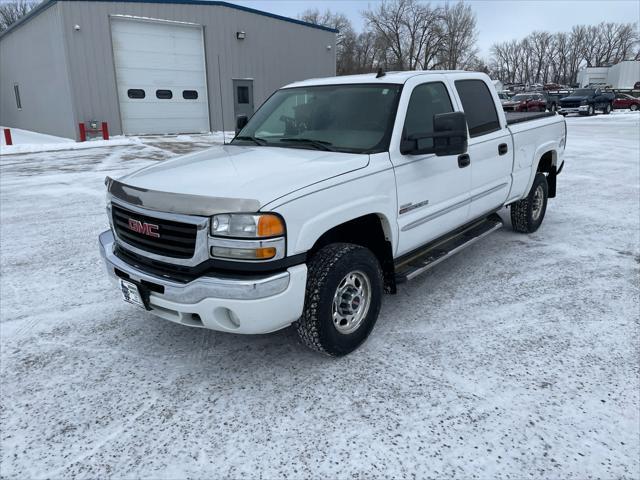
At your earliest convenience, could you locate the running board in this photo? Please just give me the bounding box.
[395,214,503,283]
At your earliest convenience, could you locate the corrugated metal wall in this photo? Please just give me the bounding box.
[57,1,337,137]
[0,3,77,139]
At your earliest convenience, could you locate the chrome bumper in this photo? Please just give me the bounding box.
[558,106,588,114]
[99,230,289,301]
[99,230,307,334]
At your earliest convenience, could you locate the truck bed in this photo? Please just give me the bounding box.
[505,111,556,125]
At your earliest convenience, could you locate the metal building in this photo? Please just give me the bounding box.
[576,61,640,89]
[0,0,337,140]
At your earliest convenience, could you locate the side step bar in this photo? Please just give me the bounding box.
[395,214,503,283]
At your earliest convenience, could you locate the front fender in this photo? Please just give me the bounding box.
[269,167,398,256]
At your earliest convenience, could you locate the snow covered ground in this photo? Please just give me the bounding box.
[1,113,638,479]
[0,126,233,155]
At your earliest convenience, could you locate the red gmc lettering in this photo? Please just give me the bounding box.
[127,218,160,238]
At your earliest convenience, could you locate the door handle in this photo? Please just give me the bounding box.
[498,143,508,155]
[458,154,470,168]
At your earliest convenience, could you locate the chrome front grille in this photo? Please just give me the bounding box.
[112,204,197,259]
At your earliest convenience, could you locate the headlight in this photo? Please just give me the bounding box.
[211,213,285,238]
[209,213,286,262]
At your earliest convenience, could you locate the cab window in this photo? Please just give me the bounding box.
[403,82,454,150]
[454,79,501,137]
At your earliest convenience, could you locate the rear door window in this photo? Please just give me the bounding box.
[454,79,501,137]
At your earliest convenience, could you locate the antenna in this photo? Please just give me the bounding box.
[217,55,226,144]
[376,67,386,78]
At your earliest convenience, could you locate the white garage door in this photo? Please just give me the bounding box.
[111,17,210,135]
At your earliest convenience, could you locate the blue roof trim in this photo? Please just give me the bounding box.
[0,0,338,39]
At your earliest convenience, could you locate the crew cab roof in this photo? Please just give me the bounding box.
[283,70,467,88]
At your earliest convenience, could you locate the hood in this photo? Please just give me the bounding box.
[503,100,523,106]
[116,145,369,213]
[560,95,589,103]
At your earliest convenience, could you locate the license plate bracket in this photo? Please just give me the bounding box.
[119,278,151,310]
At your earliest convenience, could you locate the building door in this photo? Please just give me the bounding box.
[233,79,254,122]
[110,16,210,135]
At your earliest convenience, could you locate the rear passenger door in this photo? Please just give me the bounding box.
[452,78,512,220]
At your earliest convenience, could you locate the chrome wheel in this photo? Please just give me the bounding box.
[531,185,545,221]
[332,270,371,334]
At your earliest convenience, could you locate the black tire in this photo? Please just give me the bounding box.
[295,243,383,356]
[603,103,611,115]
[587,104,595,116]
[630,104,638,111]
[510,173,549,233]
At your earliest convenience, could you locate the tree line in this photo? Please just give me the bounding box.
[301,0,483,75]
[301,0,639,85]
[491,23,639,86]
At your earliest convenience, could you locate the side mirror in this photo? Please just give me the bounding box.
[400,111,468,156]
[235,115,248,134]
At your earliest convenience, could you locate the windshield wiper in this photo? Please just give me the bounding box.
[234,135,268,146]
[279,138,335,151]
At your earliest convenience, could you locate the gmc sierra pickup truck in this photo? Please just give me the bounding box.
[99,71,566,356]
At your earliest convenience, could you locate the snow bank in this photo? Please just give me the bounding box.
[0,127,234,155]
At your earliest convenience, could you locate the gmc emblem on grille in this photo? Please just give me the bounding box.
[127,218,160,238]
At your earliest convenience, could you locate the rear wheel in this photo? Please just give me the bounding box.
[510,173,548,233]
[603,103,612,115]
[630,104,638,111]
[295,243,383,356]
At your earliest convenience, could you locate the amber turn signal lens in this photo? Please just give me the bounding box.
[257,214,285,237]
[255,247,277,259]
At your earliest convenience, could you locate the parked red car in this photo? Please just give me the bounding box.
[502,93,547,112]
[613,93,640,111]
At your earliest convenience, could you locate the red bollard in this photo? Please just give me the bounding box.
[3,128,12,146]
[101,122,109,140]
[78,123,86,142]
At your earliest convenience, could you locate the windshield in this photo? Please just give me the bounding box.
[571,89,595,96]
[512,94,531,101]
[498,92,509,99]
[231,84,402,153]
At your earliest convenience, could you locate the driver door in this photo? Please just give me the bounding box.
[389,79,471,256]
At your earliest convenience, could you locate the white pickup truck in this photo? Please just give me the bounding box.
[99,71,566,356]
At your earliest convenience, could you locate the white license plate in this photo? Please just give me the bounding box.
[119,279,146,309]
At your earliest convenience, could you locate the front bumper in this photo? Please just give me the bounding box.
[99,230,307,334]
[558,105,588,114]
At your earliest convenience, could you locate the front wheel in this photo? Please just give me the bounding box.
[630,104,638,111]
[295,243,383,356]
[603,103,612,115]
[510,173,548,233]
[587,104,595,116]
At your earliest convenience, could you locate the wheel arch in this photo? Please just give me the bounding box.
[523,145,559,199]
[308,213,397,294]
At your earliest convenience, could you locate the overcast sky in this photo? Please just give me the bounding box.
[230,0,640,58]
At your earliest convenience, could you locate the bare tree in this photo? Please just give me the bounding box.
[0,0,37,32]
[437,2,478,70]
[363,0,411,70]
[300,9,357,75]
